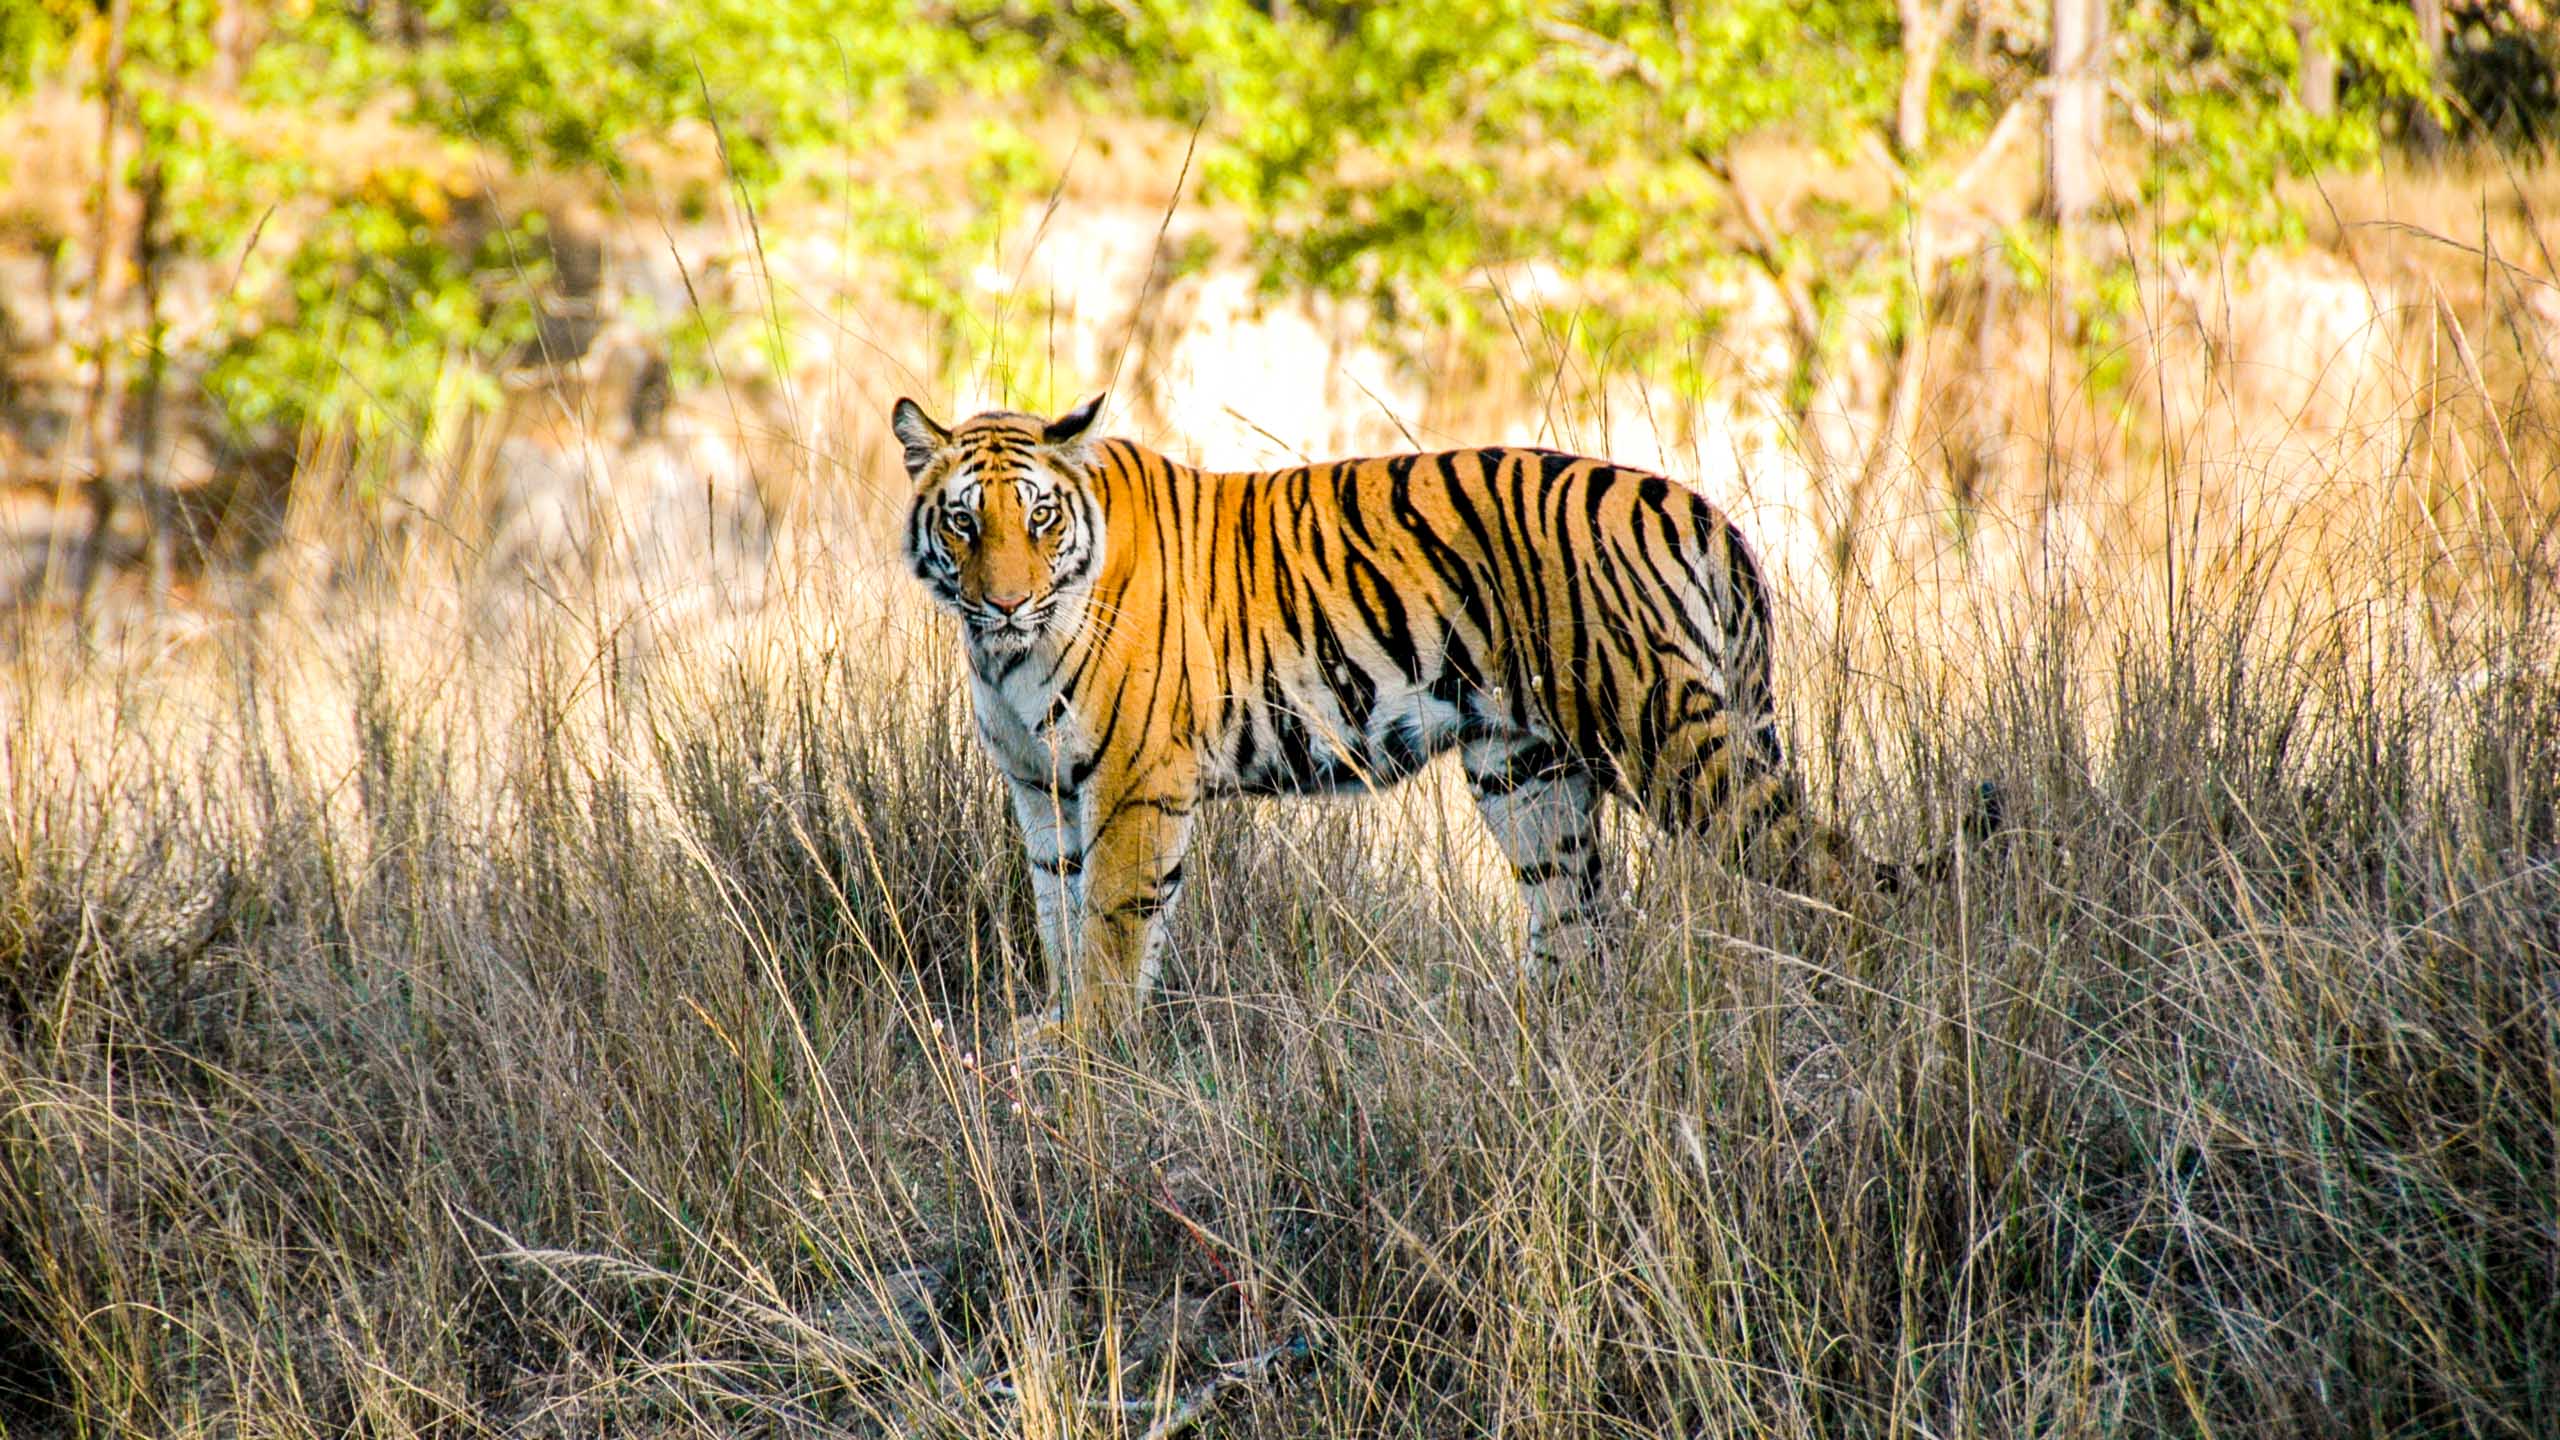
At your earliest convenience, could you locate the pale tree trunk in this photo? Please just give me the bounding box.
[134,151,174,610]
[68,0,131,624]
[2293,10,2337,117]
[2046,0,2108,236]
[1894,0,1956,160]
[1865,0,1964,520]
[210,0,247,91]
[2409,0,2447,156]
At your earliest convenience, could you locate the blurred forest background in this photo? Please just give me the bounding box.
[6,4,2560,1438]
[0,0,2554,633]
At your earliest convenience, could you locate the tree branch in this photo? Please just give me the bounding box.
[1531,18,1668,90]
[2108,78,2191,144]
[1939,91,2042,218]
[1529,8,1820,353]
[1685,142,1822,355]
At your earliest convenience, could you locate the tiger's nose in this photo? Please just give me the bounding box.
[987,591,1031,615]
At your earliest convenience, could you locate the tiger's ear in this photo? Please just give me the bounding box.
[890,398,950,481]
[1042,393,1106,448]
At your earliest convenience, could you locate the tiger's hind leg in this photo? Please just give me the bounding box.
[1461,732,1609,985]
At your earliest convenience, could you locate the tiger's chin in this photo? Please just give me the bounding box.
[967,619,1048,657]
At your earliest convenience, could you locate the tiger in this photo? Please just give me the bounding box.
[894,393,1995,1041]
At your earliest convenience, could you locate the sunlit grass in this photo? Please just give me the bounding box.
[5,372,2556,1436]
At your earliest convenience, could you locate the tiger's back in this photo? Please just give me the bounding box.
[1111,444,1781,806]
[895,396,1978,1040]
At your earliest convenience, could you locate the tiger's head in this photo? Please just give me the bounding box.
[895,394,1107,656]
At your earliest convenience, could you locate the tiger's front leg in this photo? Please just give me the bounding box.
[1059,757,1200,1040]
[1005,777,1085,1002]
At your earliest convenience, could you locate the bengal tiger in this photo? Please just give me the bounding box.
[895,394,1994,1041]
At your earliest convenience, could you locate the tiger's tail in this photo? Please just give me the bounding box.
[1641,501,2003,899]
[1710,738,2003,899]
[1861,778,2007,895]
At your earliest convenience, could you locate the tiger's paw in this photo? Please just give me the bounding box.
[1007,1005,1072,1061]
[1006,996,1136,1062]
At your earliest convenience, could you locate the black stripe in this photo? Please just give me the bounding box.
[1514,857,1578,885]
[1467,741,1577,799]
[1103,889,1177,923]
[1537,457,1595,733]
[1496,455,1553,690]
[1095,793,1195,830]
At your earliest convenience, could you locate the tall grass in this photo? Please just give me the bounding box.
[6,469,2554,1436]
[5,206,2560,1435]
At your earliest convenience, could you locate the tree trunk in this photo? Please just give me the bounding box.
[210,0,246,91]
[69,0,131,624]
[1687,145,1837,472]
[2293,10,2337,118]
[1894,0,1952,160]
[2045,0,2107,234]
[134,151,174,611]
[2409,0,2447,156]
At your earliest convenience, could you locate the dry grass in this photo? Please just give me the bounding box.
[5,413,2557,1438]
[6,136,2560,1433]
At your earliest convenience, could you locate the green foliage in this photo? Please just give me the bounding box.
[372,0,1038,187]
[0,0,2467,448]
[207,194,547,444]
[13,0,1063,444]
[0,0,78,94]
[2071,256,2146,398]
[2127,0,2436,248]
[1051,0,2439,372]
[46,1,521,447]
[220,0,1071,212]
[1188,1,1893,323]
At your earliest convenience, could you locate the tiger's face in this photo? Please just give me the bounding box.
[895,395,1107,655]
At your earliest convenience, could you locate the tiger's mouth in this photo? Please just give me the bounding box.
[967,601,1053,650]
